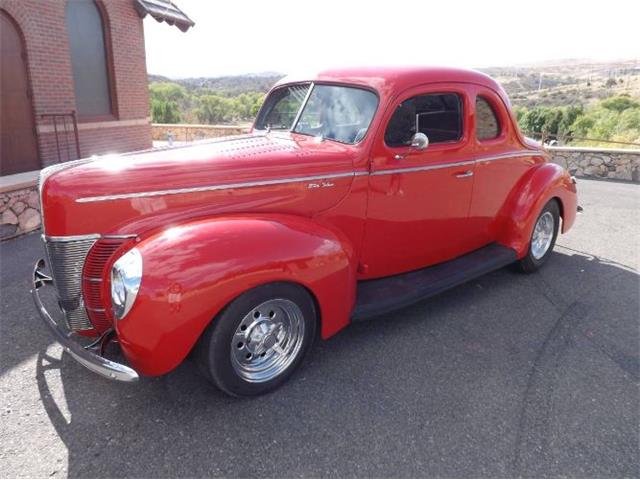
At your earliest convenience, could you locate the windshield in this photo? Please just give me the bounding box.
[254,83,378,145]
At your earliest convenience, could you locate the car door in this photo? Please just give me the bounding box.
[360,84,478,279]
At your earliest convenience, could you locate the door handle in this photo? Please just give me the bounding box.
[455,170,474,178]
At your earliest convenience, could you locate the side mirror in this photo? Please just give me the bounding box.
[410,132,429,150]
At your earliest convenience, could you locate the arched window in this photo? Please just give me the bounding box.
[65,0,115,119]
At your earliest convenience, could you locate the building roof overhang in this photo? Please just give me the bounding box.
[134,0,194,32]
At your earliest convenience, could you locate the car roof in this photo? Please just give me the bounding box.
[274,66,507,101]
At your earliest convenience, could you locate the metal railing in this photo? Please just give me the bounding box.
[41,111,81,163]
[525,131,640,148]
[151,123,250,144]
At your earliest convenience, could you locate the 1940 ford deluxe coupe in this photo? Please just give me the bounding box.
[32,67,578,396]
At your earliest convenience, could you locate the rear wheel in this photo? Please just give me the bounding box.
[195,283,317,397]
[517,199,560,273]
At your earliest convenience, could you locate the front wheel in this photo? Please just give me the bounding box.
[195,283,317,397]
[517,199,560,273]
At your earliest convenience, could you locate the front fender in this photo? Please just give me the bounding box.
[116,214,357,376]
[498,162,577,257]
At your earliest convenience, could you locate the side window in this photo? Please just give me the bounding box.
[384,93,463,147]
[476,96,501,140]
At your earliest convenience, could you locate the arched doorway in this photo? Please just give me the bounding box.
[0,11,40,175]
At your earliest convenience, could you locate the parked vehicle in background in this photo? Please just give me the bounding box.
[32,67,578,396]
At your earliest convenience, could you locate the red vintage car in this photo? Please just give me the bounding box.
[32,67,578,396]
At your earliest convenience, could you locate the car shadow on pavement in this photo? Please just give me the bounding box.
[0,232,53,377]
[34,248,639,478]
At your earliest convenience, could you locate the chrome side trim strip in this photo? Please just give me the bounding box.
[372,160,475,176]
[371,151,537,176]
[475,151,538,163]
[74,151,538,203]
[76,171,360,203]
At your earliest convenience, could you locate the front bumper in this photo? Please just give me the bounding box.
[31,258,139,382]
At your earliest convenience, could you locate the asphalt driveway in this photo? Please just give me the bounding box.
[1,178,638,478]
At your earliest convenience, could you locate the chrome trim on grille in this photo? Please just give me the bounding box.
[44,234,134,241]
[86,307,106,313]
[44,234,101,242]
[43,234,98,331]
[75,171,361,203]
[40,233,138,332]
[31,258,140,382]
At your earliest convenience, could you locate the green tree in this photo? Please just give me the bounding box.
[570,96,640,145]
[600,95,639,113]
[196,95,235,124]
[148,81,265,125]
[149,82,187,102]
[151,98,181,123]
[516,105,584,138]
[149,82,188,123]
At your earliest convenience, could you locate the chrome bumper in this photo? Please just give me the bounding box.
[31,258,139,382]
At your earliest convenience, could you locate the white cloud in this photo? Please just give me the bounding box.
[144,0,640,78]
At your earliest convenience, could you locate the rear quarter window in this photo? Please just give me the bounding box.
[476,96,501,140]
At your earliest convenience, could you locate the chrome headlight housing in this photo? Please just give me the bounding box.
[110,248,142,320]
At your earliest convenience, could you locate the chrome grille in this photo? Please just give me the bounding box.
[44,236,98,331]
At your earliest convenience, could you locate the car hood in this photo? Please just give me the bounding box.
[41,133,360,236]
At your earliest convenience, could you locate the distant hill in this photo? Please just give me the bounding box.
[478,59,640,108]
[149,60,640,108]
[148,73,285,96]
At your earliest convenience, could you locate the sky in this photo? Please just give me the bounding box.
[144,0,640,79]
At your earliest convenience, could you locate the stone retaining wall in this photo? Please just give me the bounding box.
[547,146,640,182]
[0,186,40,240]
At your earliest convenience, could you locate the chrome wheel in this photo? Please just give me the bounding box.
[531,211,555,260]
[230,298,305,383]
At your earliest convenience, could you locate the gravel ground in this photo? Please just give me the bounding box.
[1,178,638,478]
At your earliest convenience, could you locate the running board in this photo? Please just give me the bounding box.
[351,243,517,321]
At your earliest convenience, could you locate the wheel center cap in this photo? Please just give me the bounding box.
[248,322,281,354]
[262,333,277,350]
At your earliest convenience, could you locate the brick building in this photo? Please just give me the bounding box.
[0,0,193,176]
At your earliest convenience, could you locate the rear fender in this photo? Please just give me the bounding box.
[116,214,357,376]
[497,162,577,257]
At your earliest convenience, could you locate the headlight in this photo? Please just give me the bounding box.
[110,248,142,320]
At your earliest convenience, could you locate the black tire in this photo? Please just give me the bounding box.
[517,199,560,273]
[195,282,317,397]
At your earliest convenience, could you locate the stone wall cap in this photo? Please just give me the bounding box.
[0,170,39,194]
[152,123,251,130]
[546,146,640,155]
